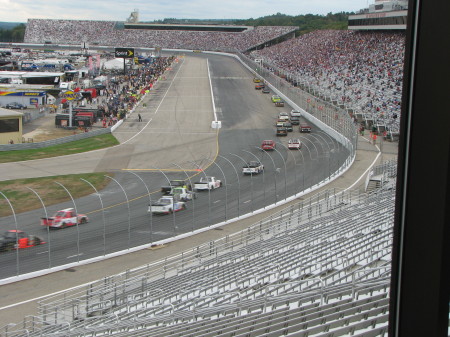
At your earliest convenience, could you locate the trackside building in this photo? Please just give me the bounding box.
[0,89,47,108]
[0,107,23,144]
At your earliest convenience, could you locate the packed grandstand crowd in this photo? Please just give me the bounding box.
[24,19,296,52]
[23,19,405,134]
[249,30,405,133]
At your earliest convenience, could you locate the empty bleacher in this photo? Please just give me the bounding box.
[1,181,395,337]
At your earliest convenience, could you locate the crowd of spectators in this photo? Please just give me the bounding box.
[249,30,405,133]
[24,20,405,134]
[66,56,175,128]
[98,56,174,122]
[24,19,296,52]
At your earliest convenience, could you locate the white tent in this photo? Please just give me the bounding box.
[102,58,124,70]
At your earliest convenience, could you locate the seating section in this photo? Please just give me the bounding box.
[2,185,395,337]
[24,19,297,52]
[249,30,405,136]
[24,20,404,136]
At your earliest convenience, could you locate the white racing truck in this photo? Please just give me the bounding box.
[148,196,186,215]
[242,161,264,175]
[194,176,222,191]
[169,187,196,201]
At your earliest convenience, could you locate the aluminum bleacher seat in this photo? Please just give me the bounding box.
[2,187,396,337]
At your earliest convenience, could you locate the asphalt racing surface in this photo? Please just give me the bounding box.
[0,53,349,280]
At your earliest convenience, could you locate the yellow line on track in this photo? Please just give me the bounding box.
[121,168,202,172]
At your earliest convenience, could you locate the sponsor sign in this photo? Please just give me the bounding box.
[115,48,135,58]
[0,91,45,96]
[60,90,77,101]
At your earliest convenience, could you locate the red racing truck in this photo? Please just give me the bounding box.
[41,208,89,229]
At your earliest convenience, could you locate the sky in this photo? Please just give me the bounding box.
[0,0,371,22]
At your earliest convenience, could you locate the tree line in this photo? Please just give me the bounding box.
[0,24,26,42]
[233,12,350,35]
[0,12,350,43]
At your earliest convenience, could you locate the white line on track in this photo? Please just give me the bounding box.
[67,253,84,259]
[207,58,217,122]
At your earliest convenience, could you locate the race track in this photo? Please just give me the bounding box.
[0,53,349,279]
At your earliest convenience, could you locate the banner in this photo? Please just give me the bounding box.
[0,91,45,96]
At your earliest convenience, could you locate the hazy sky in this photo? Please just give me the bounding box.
[0,0,371,22]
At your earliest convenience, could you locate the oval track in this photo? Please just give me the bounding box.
[0,53,349,279]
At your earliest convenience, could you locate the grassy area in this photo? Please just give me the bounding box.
[0,173,112,217]
[0,133,119,163]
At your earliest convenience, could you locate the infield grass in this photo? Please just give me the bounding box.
[0,133,119,163]
[0,173,112,217]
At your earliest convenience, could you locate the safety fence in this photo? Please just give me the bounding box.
[0,49,358,283]
[0,186,395,336]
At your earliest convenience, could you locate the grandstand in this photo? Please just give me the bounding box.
[1,161,397,336]
[249,31,405,139]
[23,12,405,138]
[23,19,297,52]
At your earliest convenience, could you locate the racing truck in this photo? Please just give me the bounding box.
[161,180,192,195]
[169,187,197,201]
[288,138,302,150]
[41,208,89,229]
[243,161,264,175]
[261,140,276,151]
[148,196,186,215]
[194,176,222,191]
[299,122,312,133]
[0,230,45,252]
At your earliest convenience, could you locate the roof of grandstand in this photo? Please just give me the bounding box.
[123,23,253,32]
